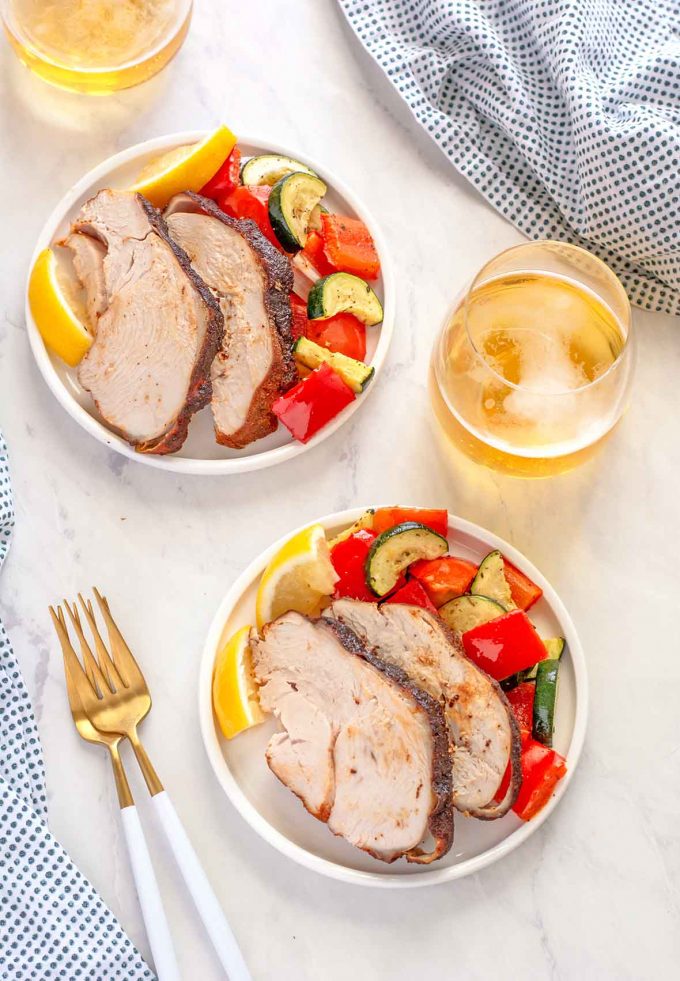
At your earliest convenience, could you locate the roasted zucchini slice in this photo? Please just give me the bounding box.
[365,522,448,597]
[307,272,383,326]
[242,154,318,187]
[438,594,506,634]
[268,172,327,251]
[470,550,517,610]
[542,637,565,660]
[294,337,374,393]
[327,510,375,549]
[532,658,560,747]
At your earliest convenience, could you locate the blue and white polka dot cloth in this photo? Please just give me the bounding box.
[0,434,153,980]
[338,0,680,313]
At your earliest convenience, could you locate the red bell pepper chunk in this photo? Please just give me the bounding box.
[200,145,242,202]
[505,682,535,734]
[503,559,543,611]
[494,737,566,820]
[514,741,567,821]
[383,579,438,614]
[272,363,355,443]
[372,508,449,539]
[331,530,377,602]
[220,185,280,249]
[462,609,547,681]
[300,230,335,276]
[320,214,381,280]
[289,293,308,341]
[493,684,535,800]
[306,312,367,361]
[409,556,478,607]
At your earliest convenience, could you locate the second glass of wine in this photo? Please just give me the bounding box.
[2,0,193,94]
[431,241,635,477]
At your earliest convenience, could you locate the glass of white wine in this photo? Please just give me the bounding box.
[431,241,635,477]
[2,0,192,94]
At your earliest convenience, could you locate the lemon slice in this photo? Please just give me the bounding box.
[212,625,265,740]
[130,124,237,207]
[28,248,93,367]
[256,524,339,630]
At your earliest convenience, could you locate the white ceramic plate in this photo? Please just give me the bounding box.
[26,133,394,475]
[199,508,588,888]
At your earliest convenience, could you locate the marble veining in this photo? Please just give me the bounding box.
[0,1,679,978]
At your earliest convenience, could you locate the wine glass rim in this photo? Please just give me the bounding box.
[2,0,194,75]
[462,240,633,398]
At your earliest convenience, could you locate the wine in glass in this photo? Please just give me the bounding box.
[2,0,192,94]
[431,242,635,477]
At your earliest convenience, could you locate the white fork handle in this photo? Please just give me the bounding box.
[120,805,181,981]
[151,791,251,981]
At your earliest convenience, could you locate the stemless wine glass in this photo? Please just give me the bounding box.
[431,241,635,477]
[2,0,193,94]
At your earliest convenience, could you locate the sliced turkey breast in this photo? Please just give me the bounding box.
[164,192,296,448]
[251,612,453,864]
[66,189,223,455]
[63,232,107,328]
[330,600,522,819]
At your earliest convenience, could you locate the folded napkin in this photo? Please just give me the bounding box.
[339,0,680,314]
[0,433,153,980]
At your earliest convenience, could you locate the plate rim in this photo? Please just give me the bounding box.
[198,507,589,888]
[25,131,395,475]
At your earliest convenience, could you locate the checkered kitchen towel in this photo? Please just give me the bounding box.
[338,0,680,313]
[0,434,153,980]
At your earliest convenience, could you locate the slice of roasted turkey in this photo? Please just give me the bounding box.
[164,192,296,449]
[63,231,107,328]
[250,611,453,864]
[329,600,522,819]
[65,189,223,455]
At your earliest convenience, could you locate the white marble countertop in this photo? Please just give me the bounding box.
[1,1,679,978]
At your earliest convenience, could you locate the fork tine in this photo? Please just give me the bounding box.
[49,605,101,717]
[93,587,147,692]
[63,599,109,696]
[78,593,126,691]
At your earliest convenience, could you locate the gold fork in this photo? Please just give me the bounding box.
[50,590,250,981]
[50,601,180,981]
[53,612,132,807]
[59,590,163,796]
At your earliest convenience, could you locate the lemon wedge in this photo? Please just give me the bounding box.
[256,524,339,631]
[28,248,93,367]
[212,625,265,740]
[130,124,237,207]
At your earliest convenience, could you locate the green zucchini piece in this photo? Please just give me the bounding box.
[269,172,327,251]
[308,203,327,231]
[471,550,516,610]
[328,510,375,549]
[543,637,565,660]
[294,337,374,393]
[533,659,560,747]
[307,272,383,326]
[365,522,448,597]
[241,154,318,187]
[438,594,506,634]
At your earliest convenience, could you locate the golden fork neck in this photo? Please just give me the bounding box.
[108,739,134,809]
[128,726,164,797]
